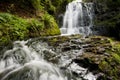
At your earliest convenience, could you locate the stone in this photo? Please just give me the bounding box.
[0,31,2,37]
[97,47,105,54]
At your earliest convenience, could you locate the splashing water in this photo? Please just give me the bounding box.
[0,41,67,80]
[0,38,97,80]
[60,0,94,36]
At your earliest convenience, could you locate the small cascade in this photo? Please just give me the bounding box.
[60,0,94,36]
[0,41,67,80]
[0,39,97,80]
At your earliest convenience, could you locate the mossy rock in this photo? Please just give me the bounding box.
[71,36,120,80]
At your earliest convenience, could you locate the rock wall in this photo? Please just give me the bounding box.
[84,0,120,39]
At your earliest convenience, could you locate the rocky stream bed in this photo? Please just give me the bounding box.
[0,35,120,80]
[27,35,120,80]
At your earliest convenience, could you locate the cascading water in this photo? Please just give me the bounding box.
[0,41,67,80]
[60,0,94,36]
[0,38,97,80]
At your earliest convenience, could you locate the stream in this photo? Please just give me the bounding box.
[0,36,97,80]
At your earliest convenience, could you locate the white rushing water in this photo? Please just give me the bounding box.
[0,40,97,80]
[60,0,94,36]
[0,41,67,80]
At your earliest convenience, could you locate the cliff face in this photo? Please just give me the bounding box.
[84,0,120,39]
[94,0,120,39]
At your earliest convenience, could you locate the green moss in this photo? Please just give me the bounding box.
[46,36,69,46]
[98,58,119,79]
[0,13,60,46]
[28,13,60,37]
[99,42,120,79]
[0,13,29,40]
[99,60,110,72]
[30,0,41,10]
[40,13,60,36]
[0,0,74,46]
[112,53,120,64]
[0,36,11,46]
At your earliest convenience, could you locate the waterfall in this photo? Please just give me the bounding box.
[60,0,94,36]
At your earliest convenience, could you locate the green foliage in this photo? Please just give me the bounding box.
[50,0,73,13]
[27,0,56,15]
[40,13,60,36]
[29,0,73,15]
[43,13,56,27]
[30,0,44,11]
[27,18,44,37]
[0,0,73,16]
[0,0,72,45]
[0,13,60,45]
[112,53,120,64]
[27,12,60,37]
[30,19,44,30]
[0,13,29,40]
[98,57,119,79]
[40,0,56,14]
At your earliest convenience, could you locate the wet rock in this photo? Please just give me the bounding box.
[43,49,59,63]
[97,47,105,54]
[62,46,71,52]
[73,58,99,73]
[62,45,81,52]
[71,45,81,49]
[70,39,85,45]
[84,47,96,53]
[104,53,110,57]
[91,37,102,41]
[96,73,112,80]
[5,35,120,80]
[51,36,120,80]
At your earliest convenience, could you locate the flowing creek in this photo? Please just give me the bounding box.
[0,36,98,80]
